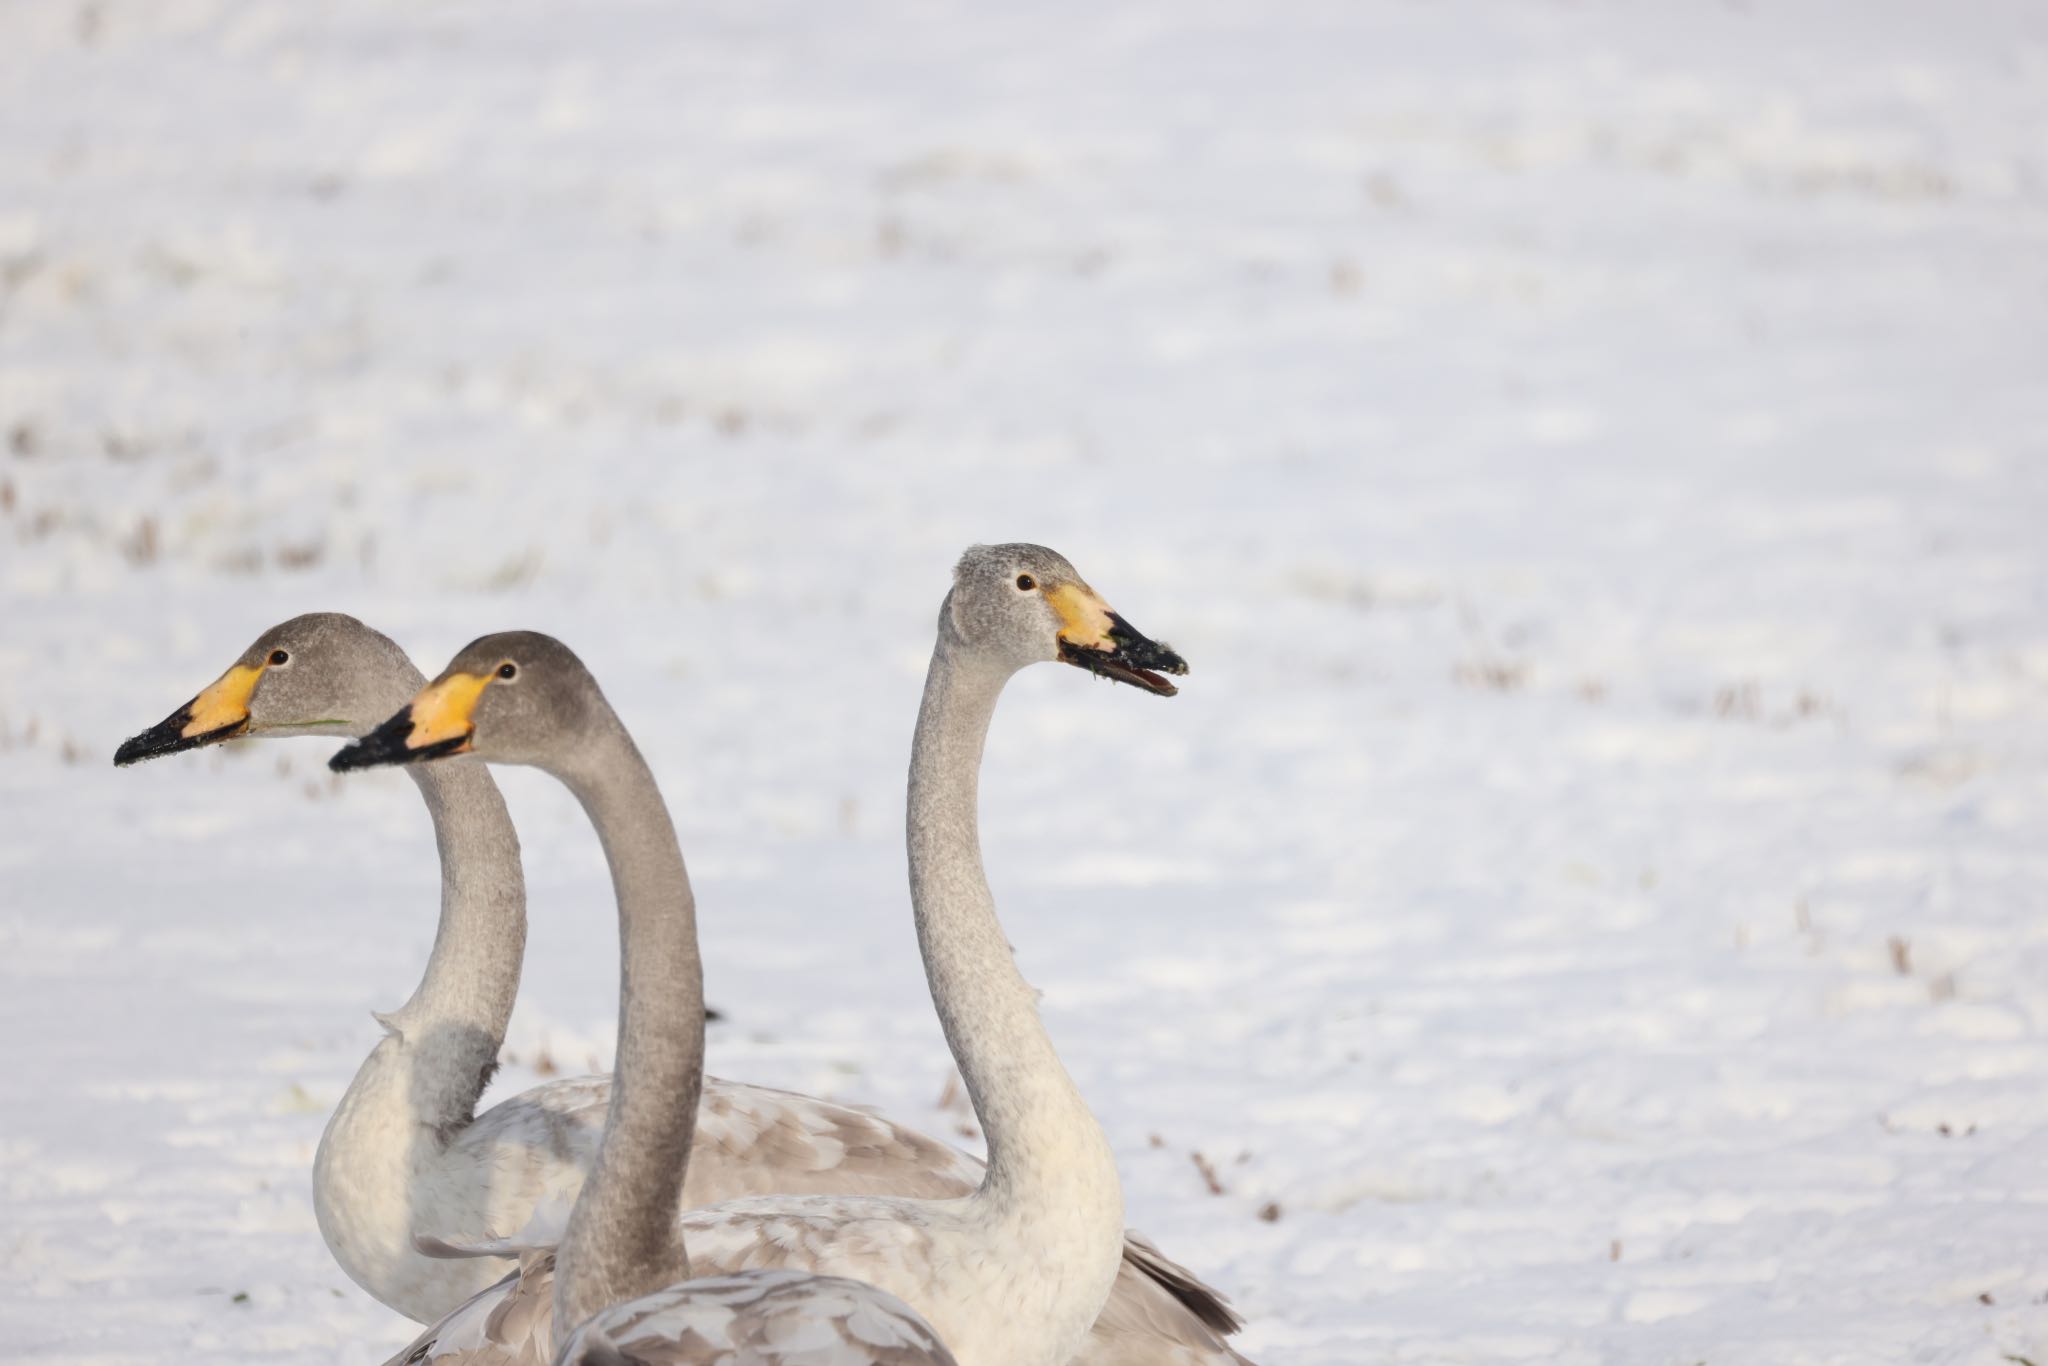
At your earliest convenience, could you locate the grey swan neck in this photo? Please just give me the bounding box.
[550,710,704,1345]
[907,634,1120,1217]
[313,675,527,1312]
[384,757,528,1126]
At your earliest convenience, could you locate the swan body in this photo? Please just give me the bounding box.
[390,1229,961,1364]
[349,548,1241,1366]
[321,1072,987,1318]
[397,1224,1247,1366]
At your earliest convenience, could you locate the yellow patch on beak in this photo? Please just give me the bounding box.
[1047,582,1116,650]
[405,672,492,751]
[181,664,266,738]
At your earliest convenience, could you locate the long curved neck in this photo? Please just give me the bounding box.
[313,669,528,1314]
[380,758,527,1132]
[908,634,1119,1214]
[550,712,703,1347]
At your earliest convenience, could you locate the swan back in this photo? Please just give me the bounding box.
[556,1269,958,1366]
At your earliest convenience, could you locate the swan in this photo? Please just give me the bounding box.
[342,629,958,1364]
[113,612,1249,1364]
[335,545,1235,1366]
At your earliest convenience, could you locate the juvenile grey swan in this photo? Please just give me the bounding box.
[334,630,958,1365]
[113,612,1248,1362]
[338,546,1243,1366]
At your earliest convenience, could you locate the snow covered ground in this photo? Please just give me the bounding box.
[3,0,2047,1360]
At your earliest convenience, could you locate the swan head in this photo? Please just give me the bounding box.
[946,543,1188,696]
[329,631,603,773]
[113,613,421,766]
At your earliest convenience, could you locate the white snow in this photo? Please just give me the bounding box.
[3,0,2047,1361]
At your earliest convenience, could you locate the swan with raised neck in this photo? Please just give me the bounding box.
[339,545,1203,1366]
[116,612,526,1317]
[335,629,957,1363]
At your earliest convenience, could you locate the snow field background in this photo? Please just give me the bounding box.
[2,1,2046,1361]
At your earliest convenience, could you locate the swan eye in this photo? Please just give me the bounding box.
[497,662,518,680]
[1015,574,1036,591]
[268,650,290,666]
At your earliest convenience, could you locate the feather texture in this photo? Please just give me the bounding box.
[387,1201,1249,1366]
[558,1269,958,1366]
[390,1259,959,1366]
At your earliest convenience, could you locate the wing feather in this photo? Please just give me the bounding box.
[381,1256,555,1366]
[559,1270,958,1366]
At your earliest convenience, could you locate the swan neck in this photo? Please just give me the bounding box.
[551,714,702,1347]
[384,759,528,1129]
[313,660,527,1310]
[907,636,1119,1211]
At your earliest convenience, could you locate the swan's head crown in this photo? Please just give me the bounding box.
[114,612,419,766]
[946,543,1188,696]
[330,631,607,773]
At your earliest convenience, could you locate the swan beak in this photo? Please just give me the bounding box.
[113,663,265,766]
[1048,584,1188,697]
[329,672,491,771]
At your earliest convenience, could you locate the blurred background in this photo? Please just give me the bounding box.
[2,1,2045,1361]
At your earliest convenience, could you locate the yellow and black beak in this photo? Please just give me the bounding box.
[329,672,491,772]
[113,663,266,766]
[1046,583,1189,697]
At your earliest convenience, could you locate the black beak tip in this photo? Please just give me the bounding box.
[1059,634,1188,697]
[112,710,203,767]
[1104,614,1190,677]
[329,712,410,772]
[330,709,463,772]
[327,743,373,773]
